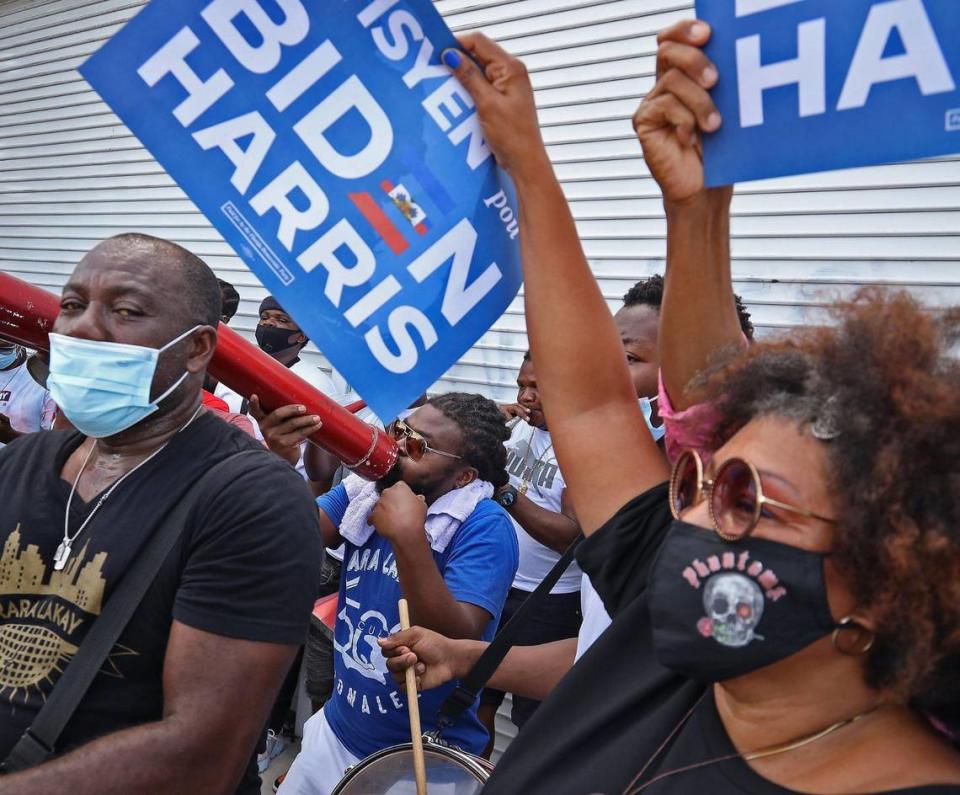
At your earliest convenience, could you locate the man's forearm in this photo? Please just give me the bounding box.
[394,534,480,639]
[660,191,740,410]
[442,637,578,701]
[1,717,247,795]
[487,639,578,700]
[506,495,579,553]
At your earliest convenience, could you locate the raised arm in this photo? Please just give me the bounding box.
[444,36,668,533]
[633,21,741,410]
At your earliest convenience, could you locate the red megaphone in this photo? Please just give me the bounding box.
[0,271,397,480]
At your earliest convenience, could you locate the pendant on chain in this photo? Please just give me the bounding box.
[53,540,72,571]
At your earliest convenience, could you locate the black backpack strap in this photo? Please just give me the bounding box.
[1,449,263,774]
[436,536,582,731]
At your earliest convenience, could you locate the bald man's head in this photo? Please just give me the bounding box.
[94,233,222,330]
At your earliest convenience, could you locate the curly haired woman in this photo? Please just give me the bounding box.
[382,21,960,795]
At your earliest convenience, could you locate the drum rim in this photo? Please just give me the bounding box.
[330,741,490,793]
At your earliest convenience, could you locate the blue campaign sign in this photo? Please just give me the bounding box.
[696,0,960,186]
[80,0,522,422]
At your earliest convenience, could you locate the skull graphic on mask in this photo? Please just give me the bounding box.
[696,572,765,647]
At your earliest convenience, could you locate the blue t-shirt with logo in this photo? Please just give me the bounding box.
[318,484,519,758]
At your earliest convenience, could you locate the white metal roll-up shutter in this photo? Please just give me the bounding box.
[434,0,960,401]
[2,0,959,405]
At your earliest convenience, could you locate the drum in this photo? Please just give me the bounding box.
[331,740,493,795]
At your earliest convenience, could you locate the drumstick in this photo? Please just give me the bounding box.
[398,598,428,795]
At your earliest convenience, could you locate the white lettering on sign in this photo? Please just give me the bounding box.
[344,276,403,327]
[267,41,342,112]
[136,0,509,379]
[297,219,376,305]
[422,77,473,132]
[408,218,502,326]
[202,0,309,74]
[192,111,276,193]
[371,10,421,60]
[736,19,825,128]
[735,0,954,128]
[403,37,448,89]
[837,0,955,110]
[446,114,489,170]
[357,0,401,28]
[365,306,438,374]
[483,189,519,239]
[362,0,492,170]
[137,27,234,126]
[250,161,330,251]
[293,75,394,179]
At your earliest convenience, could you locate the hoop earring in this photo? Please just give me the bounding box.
[832,616,875,655]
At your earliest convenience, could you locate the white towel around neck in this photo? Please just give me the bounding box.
[338,473,494,553]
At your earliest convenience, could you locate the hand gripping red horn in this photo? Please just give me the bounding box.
[0,271,397,481]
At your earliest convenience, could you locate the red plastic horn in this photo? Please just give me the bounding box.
[0,271,397,481]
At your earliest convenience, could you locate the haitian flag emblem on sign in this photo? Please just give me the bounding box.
[696,0,960,186]
[80,0,522,422]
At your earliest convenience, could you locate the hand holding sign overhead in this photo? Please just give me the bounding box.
[441,34,548,180]
[80,0,523,423]
[632,20,726,205]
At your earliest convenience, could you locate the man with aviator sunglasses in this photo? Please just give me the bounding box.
[277,393,518,795]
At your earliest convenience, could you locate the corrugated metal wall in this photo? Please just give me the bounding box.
[3,0,959,760]
[2,0,959,404]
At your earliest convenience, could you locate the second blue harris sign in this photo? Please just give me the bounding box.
[697,0,960,186]
[81,0,522,422]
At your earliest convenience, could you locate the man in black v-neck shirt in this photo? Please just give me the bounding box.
[0,234,321,795]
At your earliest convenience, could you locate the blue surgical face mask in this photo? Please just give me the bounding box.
[640,395,665,442]
[0,345,21,370]
[47,326,200,438]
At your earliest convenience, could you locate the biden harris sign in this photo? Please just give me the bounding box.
[80,0,522,422]
[696,0,960,186]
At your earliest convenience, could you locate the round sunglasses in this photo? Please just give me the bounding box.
[669,449,836,541]
[389,419,463,462]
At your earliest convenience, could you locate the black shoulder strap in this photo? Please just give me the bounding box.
[436,535,582,731]
[0,449,263,774]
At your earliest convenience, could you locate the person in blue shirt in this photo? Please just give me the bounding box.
[278,393,519,795]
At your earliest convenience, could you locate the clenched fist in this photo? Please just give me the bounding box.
[369,481,428,549]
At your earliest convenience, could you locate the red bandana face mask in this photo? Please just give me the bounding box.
[647,520,838,681]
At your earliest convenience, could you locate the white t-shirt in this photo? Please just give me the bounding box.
[0,361,56,448]
[574,573,612,661]
[215,356,349,480]
[504,420,582,594]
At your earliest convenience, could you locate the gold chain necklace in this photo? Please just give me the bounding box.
[57,404,204,571]
[622,692,876,794]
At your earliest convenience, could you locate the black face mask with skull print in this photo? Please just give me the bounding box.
[647,520,839,682]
